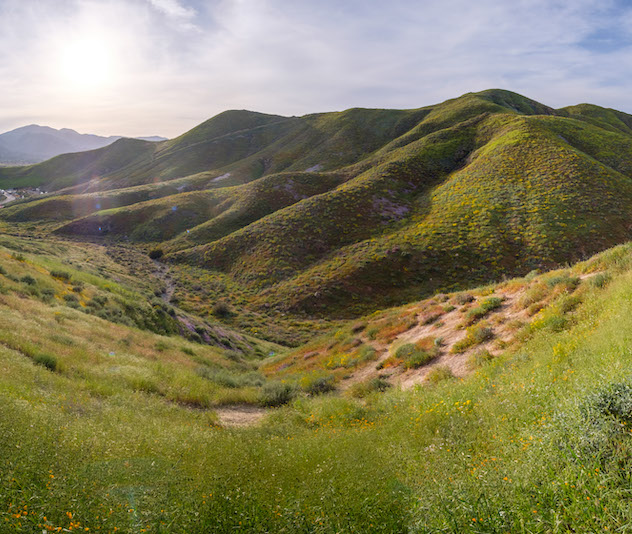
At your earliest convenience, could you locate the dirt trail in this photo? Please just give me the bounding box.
[151,260,175,303]
[215,405,268,428]
[0,191,16,206]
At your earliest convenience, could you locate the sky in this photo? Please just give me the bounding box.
[1,0,632,138]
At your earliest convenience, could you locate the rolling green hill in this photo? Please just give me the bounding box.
[5,88,632,324]
[7,88,632,532]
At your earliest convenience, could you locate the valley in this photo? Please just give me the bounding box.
[3,89,632,532]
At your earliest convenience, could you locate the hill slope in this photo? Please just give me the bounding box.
[3,225,632,532]
[5,89,632,322]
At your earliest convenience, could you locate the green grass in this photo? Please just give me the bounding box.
[7,89,632,324]
[2,239,632,531]
[7,88,632,531]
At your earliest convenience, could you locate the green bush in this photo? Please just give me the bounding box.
[71,282,85,293]
[545,274,580,291]
[348,377,391,398]
[465,296,503,324]
[259,381,296,407]
[20,275,36,286]
[50,270,72,281]
[212,300,232,317]
[426,365,454,384]
[33,353,58,372]
[300,373,335,395]
[468,349,494,369]
[395,343,436,369]
[149,248,164,260]
[591,273,611,289]
[452,324,494,353]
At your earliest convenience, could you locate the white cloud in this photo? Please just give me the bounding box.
[146,0,198,29]
[1,0,632,137]
[148,0,194,19]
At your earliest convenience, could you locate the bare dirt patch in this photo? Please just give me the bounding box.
[215,405,268,428]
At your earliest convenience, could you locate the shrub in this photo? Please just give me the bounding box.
[556,294,581,314]
[50,270,72,281]
[583,381,632,427]
[590,273,611,289]
[0,265,6,275]
[366,327,379,340]
[351,322,366,333]
[481,296,503,311]
[395,343,436,369]
[348,377,391,398]
[421,311,442,325]
[212,300,232,317]
[453,293,474,305]
[545,274,580,291]
[531,312,568,333]
[468,349,494,369]
[33,353,58,372]
[259,381,296,407]
[300,373,335,395]
[465,296,503,324]
[40,288,56,302]
[148,248,164,260]
[20,275,36,286]
[519,283,548,308]
[577,380,632,461]
[426,365,454,384]
[469,325,494,344]
[451,324,494,353]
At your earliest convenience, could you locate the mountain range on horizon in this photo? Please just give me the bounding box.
[0,124,166,165]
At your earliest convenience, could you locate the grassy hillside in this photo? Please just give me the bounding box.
[3,229,632,531]
[6,89,632,324]
[0,106,428,193]
[167,108,632,317]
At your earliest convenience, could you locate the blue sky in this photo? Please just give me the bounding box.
[1,0,632,137]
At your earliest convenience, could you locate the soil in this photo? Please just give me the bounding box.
[215,405,268,428]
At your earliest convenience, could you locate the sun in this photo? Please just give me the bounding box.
[59,36,115,89]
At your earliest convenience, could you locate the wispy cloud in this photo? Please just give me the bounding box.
[1,0,632,137]
[146,0,198,29]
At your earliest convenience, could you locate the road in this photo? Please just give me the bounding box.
[0,191,17,206]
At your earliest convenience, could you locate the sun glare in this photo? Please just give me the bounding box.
[59,37,114,89]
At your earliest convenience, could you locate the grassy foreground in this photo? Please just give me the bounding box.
[2,237,632,532]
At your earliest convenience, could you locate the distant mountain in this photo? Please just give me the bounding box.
[0,125,167,164]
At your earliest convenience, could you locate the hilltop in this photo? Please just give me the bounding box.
[3,89,632,327]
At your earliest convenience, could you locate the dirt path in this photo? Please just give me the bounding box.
[151,260,175,303]
[215,405,268,428]
[0,191,16,206]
